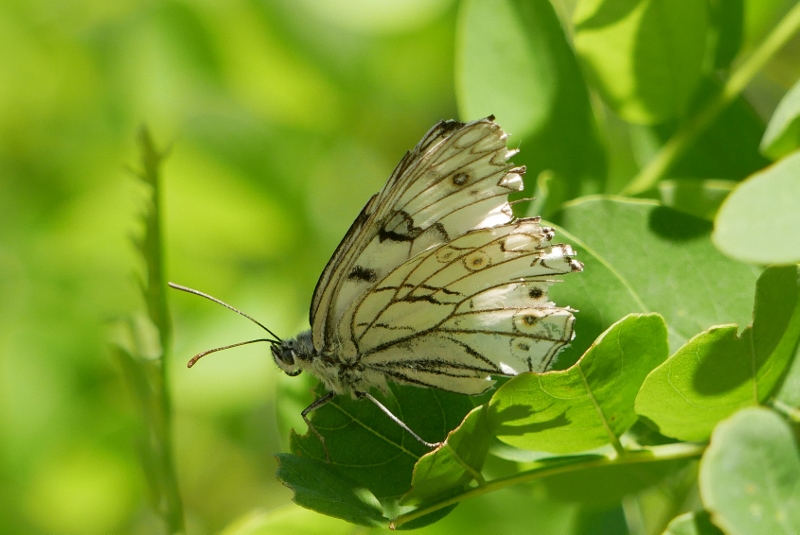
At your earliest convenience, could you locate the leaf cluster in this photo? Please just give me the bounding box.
[266,1,800,533]
[276,204,800,532]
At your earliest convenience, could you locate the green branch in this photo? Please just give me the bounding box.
[133,128,185,534]
[391,442,705,529]
[622,3,800,195]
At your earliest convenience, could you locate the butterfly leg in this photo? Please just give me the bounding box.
[358,391,442,449]
[301,391,335,462]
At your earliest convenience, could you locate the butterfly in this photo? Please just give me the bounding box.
[171,115,582,457]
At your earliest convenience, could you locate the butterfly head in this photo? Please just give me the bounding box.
[271,330,314,377]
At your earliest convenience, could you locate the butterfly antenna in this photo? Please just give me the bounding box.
[185,338,276,368]
[168,282,283,343]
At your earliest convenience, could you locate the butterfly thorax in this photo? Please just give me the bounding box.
[271,331,375,396]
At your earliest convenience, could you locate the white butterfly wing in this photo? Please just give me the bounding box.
[353,218,581,394]
[310,117,524,355]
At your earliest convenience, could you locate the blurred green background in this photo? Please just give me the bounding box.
[0,1,468,533]
[1,0,798,533]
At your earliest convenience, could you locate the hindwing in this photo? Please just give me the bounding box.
[352,218,582,394]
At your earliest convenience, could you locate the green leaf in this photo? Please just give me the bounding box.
[635,266,800,441]
[456,0,606,207]
[663,511,725,535]
[761,79,800,160]
[489,314,668,452]
[741,0,798,50]
[713,151,800,264]
[699,408,800,535]
[541,456,691,507]
[401,479,581,534]
[706,0,744,71]
[658,179,736,220]
[290,384,484,500]
[675,80,769,180]
[551,197,758,366]
[401,406,492,507]
[455,0,555,139]
[573,0,708,124]
[274,454,388,528]
[628,77,769,181]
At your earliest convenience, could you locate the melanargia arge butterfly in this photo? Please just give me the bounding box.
[171,115,582,458]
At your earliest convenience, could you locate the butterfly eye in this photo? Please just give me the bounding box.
[271,343,294,365]
[271,342,304,377]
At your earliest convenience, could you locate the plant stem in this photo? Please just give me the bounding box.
[622,3,800,196]
[138,128,185,534]
[391,442,705,529]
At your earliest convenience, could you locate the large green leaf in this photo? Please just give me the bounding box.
[455,0,555,139]
[274,454,387,527]
[401,406,492,507]
[287,384,486,501]
[489,314,667,452]
[713,151,800,264]
[635,266,800,441]
[699,408,800,535]
[549,197,758,366]
[628,77,769,181]
[456,0,606,207]
[574,0,708,124]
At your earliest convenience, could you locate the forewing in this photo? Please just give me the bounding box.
[310,117,524,353]
[354,218,583,394]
